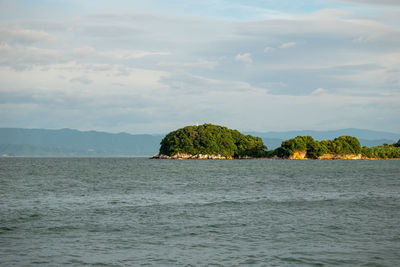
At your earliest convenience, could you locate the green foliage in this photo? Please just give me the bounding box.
[320,136,361,155]
[393,139,400,148]
[273,135,400,159]
[275,136,327,158]
[361,140,400,159]
[273,135,362,158]
[159,124,267,158]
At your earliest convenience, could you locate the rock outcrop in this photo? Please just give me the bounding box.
[288,151,307,160]
[151,153,234,159]
[151,152,365,160]
[317,154,362,160]
[286,151,363,160]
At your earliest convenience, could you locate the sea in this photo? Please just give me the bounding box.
[0,157,399,266]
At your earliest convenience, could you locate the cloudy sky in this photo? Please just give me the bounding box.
[0,0,399,134]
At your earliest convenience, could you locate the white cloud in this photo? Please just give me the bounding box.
[263,42,296,53]
[0,26,53,44]
[160,71,261,94]
[0,44,65,70]
[73,46,96,56]
[337,0,400,5]
[311,88,328,95]
[235,53,253,63]
[263,46,275,53]
[280,42,297,49]
[157,59,217,70]
[73,46,170,60]
[0,63,168,97]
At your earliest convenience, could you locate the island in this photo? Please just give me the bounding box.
[151,124,400,160]
[151,123,267,159]
[273,135,400,159]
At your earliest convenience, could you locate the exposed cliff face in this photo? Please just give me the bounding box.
[288,151,307,160]
[151,153,234,159]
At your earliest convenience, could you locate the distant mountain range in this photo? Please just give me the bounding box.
[0,128,163,157]
[1,127,399,156]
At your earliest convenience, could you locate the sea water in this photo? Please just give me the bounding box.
[0,158,399,266]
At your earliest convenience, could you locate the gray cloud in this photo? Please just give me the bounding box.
[0,43,65,70]
[70,76,92,85]
[77,25,141,38]
[160,71,258,94]
[157,60,217,70]
[337,0,400,5]
[0,26,53,44]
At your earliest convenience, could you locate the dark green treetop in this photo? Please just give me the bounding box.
[393,139,400,148]
[159,124,267,157]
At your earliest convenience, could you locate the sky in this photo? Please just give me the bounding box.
[0,0,399,134]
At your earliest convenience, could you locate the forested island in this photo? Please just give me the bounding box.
[153,124,266,159]
[274,135,400,159]
[152,124,400,160]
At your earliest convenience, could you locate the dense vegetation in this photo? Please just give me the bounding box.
[274,135,361,159]
[159,124,267,158]
[273,135,400,159]
[321,136,362,155]
[361,140,400,159]
[159,124,399,159]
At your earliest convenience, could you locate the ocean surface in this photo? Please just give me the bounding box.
[1,158,399,266]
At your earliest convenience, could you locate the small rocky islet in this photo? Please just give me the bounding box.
[151,123,400,160]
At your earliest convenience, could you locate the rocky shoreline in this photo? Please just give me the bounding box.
[289,151,362,160]
[150,152,399,160]
[150,152,390,160]
[150,153,254,160]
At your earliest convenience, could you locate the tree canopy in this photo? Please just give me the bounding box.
[159,124,267,158]
[321,136,361,155]
[274,135,361,158]
[361,139,400,159]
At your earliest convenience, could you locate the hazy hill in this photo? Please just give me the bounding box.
[1,127,398,156]
[0,128,162,156]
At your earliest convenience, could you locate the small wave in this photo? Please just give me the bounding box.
[31,260,50,265]
[178,196,364,209]
[240,258,259,265]
[47,225,81,232]
[275,256,327,266]
[0,226,17,233]
[326,225,344,230]
[91,263,110,266]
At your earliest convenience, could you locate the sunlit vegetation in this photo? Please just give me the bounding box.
[159,124,400,159]
[361,140,400,159]
[159,124,267,158]
[273,135,361,159]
